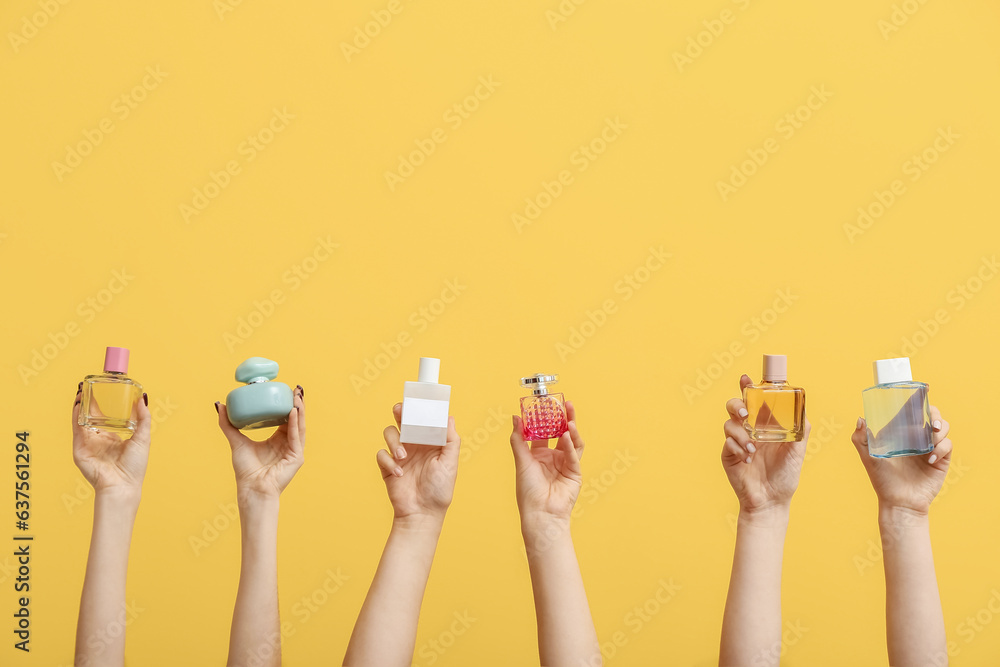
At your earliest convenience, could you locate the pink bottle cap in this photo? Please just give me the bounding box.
[762,354,787,382]
[103,347,130,373]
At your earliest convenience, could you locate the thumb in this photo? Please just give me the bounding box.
[851,417,874,469]
[216,402,243,448]
[129,392,152,448]
[509,416,531,470]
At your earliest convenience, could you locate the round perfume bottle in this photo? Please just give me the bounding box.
[225,357,293,430]
[519,374,568,441]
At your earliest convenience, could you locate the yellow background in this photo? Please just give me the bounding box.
[2,0,999,665]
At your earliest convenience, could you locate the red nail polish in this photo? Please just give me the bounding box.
[142,393,148,406]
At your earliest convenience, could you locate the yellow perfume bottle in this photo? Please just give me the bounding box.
[742,354,806,442]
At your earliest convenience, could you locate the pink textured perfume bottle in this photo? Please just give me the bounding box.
[519,374,568,441]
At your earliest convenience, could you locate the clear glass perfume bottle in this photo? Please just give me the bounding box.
[519,374,568,441]
[225,357,294,430]
[78,346,143,434]
[742,354,806,442]
[400,357,451,446]
[862,357,933,458]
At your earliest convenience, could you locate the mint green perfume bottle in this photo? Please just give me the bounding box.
[225,357,293,430]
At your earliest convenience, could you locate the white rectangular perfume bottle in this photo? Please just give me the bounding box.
[400,357,451,446]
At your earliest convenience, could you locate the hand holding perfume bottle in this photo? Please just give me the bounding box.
[510,400,585,523]
[723,374,811,514]
[852,405,952,515]
[72,366,152,494]
[215,384,305,500]
[376,402,460,520]
[741,355,806,442]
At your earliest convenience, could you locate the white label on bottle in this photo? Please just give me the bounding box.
[401,397,449,429]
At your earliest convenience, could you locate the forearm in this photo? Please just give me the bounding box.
[228,493,281,667]
[522,513,600,667]
[75,488,140,667]
[719,505,789,667]
[344,514,443,666]
[879,505,946,666]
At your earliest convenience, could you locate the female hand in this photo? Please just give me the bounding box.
[376,403,460,521]
[215,385,305,501]
[72,383,152,495]
[510,401,585,522]
[851,406,951,515]
[722,375,811,514]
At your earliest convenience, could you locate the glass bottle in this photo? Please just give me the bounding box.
[400,357,451,446]
[519,374,568,441]
[78,346,143,434]
[862,357,933,458]
[225,357,294,430]
[742,354,806,442]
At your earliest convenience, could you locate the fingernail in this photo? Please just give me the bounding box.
[738,408,748,418]
[932,420,941,430]
[928,454,938,465]
[77,381,83,392]
[297,384,304,398]
[745,456,752,464]
[214,401,220,413]
[396,447,406,460]
[747,443,756,454]
[142,393,148,406]
[393,467,403,477]
[857,417,864,429]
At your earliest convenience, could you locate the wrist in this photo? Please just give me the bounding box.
[520,512,572,544]
[237,487,280,513]
[94,485,142,510]
[738,502,791,529]
[392,512,446,536]
[878,504,930,529]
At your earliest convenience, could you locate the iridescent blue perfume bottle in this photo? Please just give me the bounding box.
[862,357,933,458]
[225,357,293,430]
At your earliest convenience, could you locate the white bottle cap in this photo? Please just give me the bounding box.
[417,357,440,383]
[873,357,913,384]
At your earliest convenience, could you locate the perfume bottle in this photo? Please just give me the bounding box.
[400,357,451,446]
[862,357,933,458]
[742,354,806,442]
[519,374,568,441]
[78,347,143,434]
[225,357,294,430]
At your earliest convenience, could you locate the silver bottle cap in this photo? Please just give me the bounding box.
[520,373,558,395]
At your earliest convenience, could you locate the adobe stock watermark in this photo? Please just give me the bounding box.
[750,619,809,666]
[572,449,638,520]
[584,578,682,665]
[717,85,833,202]
[340,0,418,62]
[929,588,1000,664]
[180,107,295,223]
[8,0,73,53]
[72,600,144,667]
[843,127,959,243]
[459,407,508,464]
[18,269,135,386]
[853,459,968,576]
[512,117,627,233]
[555,245,669,361]
[233,566,350,667]
[672,0,754,73]
[415,610,477,665]
[188,502,239,556]
[682,288,799,404]
[350,278,466,394]
[51,66,168,182]
[545,0,590,30]
[223,236,339,352]
[877,0,932,40]
[883,255,997,361]
[384,76,500,192]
